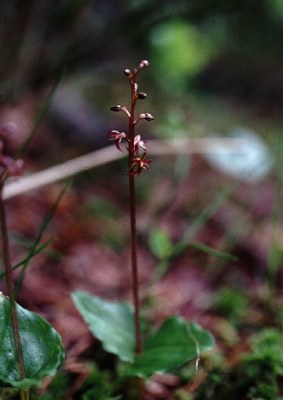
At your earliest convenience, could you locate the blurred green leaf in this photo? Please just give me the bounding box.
[148,228,173,259]
[269,0,283,19]
[72,291,135,363]
[213,288,248,324]
[153,259,170,281]
[86,197,120,220]
[150,20,215,91]
[184,241,238,261]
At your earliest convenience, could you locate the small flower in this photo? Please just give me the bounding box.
[109,130,127,151]
[134,135,147,154]
[130,153,151,176]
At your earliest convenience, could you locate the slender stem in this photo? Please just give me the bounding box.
[128,75,142,355]
[0,179,26,380]
[128,173,142,354]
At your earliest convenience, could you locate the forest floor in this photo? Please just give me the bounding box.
[1,97,282,399]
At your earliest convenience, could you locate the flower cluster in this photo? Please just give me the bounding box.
[130,152,151,176]
[109,60,153,176]
[0,125,23,180]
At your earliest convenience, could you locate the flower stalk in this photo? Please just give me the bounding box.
[109,60,153,355]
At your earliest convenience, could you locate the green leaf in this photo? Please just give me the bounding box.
[72,293,215,379]
[72,291,135,363]
[186,241,238,261]
[0,293,64,389]
[130,317,214,378]
[148,229,173,260]
[150,20,214,91]
[153,260,170,281]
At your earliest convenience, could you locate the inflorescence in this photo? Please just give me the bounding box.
[109,60,153,176]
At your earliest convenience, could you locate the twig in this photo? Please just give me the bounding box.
[3,138,243,200]
[4,145,124,200]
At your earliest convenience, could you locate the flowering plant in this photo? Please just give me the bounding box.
[72,60,214,399]
[109,59,154,354]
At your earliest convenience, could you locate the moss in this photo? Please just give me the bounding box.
[196,328,283,400]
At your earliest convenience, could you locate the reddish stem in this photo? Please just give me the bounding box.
[0,179,26,380]
[128,72,142,355]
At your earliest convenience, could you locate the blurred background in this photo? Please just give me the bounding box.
[1,0,282,138]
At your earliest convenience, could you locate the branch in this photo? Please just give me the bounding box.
[3,138,242,200]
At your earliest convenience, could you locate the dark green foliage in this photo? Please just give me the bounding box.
[83,196,126,250]
[39,367,120,399]
[196,329,283,400]
[38,372,70,400]
[213,287,248,324]
[75,366,121,400]
[195,368,229,400]
[247,383,278,400]
[0,388,21,399]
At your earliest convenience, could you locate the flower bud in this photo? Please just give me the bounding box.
[144,113,154,121]
[124,69,131,76]
[138,60,149,69]
[138,113,154,122]
[109,130,120,136]
[138,92,147,99]
[110,105,122,112]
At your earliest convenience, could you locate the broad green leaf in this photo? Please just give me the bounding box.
[148,229,173,259]
[0,293,64,389]
[130,316,214,378]
[72,292,215,378]
[72,291,135,362]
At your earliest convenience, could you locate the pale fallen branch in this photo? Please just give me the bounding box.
[3,138,243,200]
[149,137,242,155]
